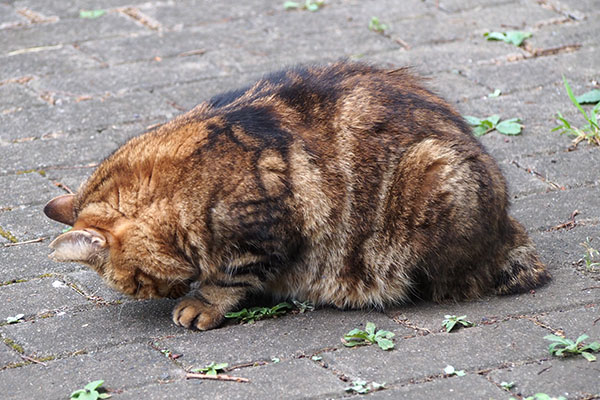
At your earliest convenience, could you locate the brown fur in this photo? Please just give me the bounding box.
[44,62,550,330]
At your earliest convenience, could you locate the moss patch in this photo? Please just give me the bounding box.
[0,226,17,243]
[0,278,28,287]
[15,169,46,177]
[3,338,24,354]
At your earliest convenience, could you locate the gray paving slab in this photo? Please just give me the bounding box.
[0,343,185,400]
[119,358,347,400]
[538,305,600,339]
[0,299,180,357]
[0,277,89,321]
[360,374,508,399]
[0,44,99,81]
[157,309,413,368]
[0,204,66,242]
[12,0,140,18]
[0,341,22,368]
[511,185,600,232]
[0,171,63,209]
[321,319,549,384]
[0,4,28,27]
[488,358,600,400]
[0,83,45,109]
[63,269,130,303]
[0,90,176,140]
[0,12,145,54]
[0,242,81,283]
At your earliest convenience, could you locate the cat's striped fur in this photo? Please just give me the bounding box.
[44,62,550,330]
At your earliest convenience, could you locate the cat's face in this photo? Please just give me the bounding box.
[44,194,193,299]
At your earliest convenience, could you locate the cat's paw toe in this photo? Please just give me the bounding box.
[172,298,223,330]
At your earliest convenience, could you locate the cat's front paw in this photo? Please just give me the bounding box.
[172,298,224,330]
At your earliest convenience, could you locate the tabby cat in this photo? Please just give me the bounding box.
[44,62,550,330]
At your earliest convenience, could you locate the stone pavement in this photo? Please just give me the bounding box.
[0,0,599,398]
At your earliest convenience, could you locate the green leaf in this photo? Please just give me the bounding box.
[283,1,300,9]
[98,394,111,399]
[376,337,395,350]
[213,362,229,370]
[562,75,588,119]
[84,380,104,391]
[576,89,600,104]
[581,351,597,362]
[306,3,319,11]
[544,334,567,343]
[464,115,482,126]
[365,322,376,335]
[486,114,501,126]
[77,392,99,400]
[575,334,589,345]
[71,389,87,398]
[504,31,532,46]
[484,32,506,41]
[455,369,466,376]
[344,328,369,339]
[488,89,502,98]
[444,320,457,332]
[496,118,523,135]
[79,9,106,19]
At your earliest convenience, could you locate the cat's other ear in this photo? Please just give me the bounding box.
[48,229,107,263]
[44,194,76,226]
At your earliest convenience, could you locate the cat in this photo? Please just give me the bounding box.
[44,62,550,330]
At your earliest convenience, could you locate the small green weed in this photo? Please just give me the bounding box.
[580,237,600,271]
[345,380,385,394]
[484,31,531,46]
[343,322,395,350]
[501,381,515,391]
[368,17,388,33]
[442,315,474,332]
[443,365,466,377]
[464,114,523,136]
[283,0,324,11]
[488,89,502,98]
[291,299,314,313]
[6,314,25,324]
[191,362,229,376]
[576,89,600,105]
[545,334,600,362]
[79,10,106,19]
[70,380,110,400]
[225,302,292,324]
[553,76,600,146]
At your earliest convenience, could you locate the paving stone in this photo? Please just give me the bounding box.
[488,358,600,399]
[538,305,600,339]
[157,309,413,368]
[0,343,185,400]
[498,159,550,198]
[0,90,177,140]
[0,341,22,367]
[64,269,130,303]
[462,45,598,94]
[511,185,600,232]
[0,242,81,283]
[119,358,347,400]
[12,0,138,18]
[509,146,600,190]
[0,13,145,54]
[364,374,508,399]
[43,166,94,194]
[321,319,549,384]
[0,204,66,242]
[0,4,28,27]
[0,171,63,209]
[0,83,45,109]
[0,277,89,319]
[0,299,180,357]
[0,44,99,81]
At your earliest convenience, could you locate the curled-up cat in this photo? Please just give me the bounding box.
[44,62,550,330]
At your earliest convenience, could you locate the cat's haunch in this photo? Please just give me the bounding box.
[44,62,550,330]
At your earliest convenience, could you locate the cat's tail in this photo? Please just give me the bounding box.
[494,217,551,295]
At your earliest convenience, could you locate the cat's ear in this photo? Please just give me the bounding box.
[48,229,107,263]
[44,194,76,226]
